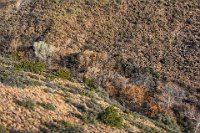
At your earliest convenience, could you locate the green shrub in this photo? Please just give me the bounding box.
[133,121,162,133]
[0,124,9,133]
[16,99,35,111]
[0,70,42,88]
[83,77,95,89]
[86,99,103,112]
[58,121,73,127]
[55,67,71,80]
[0,71,25,88]
[82,112,98,124]
[8,51,19,60]
[79,89,95,98]
[15,60,46,74]
[46,73,57,80]
[38,102,56,111]
[152,114,181,133]
[45,121,85,133]
[59,121,85,133]
[99,106,123,128]
[156,114,172,125]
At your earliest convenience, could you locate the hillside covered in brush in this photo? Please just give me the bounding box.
[0,0,199,133]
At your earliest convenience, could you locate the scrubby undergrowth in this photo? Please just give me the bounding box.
[0,0,199,133]
[0,55,181,133]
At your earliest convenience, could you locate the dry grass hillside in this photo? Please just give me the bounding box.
[0,0,199,133]
[0,55,178,133]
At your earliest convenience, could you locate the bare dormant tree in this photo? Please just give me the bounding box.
[184,104,200,133]
[111,73,129,89]
[158,82,185,109]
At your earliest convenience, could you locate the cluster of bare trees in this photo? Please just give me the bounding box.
[158,82,185,109]
[157,82,199,133]
[183,104,200,133]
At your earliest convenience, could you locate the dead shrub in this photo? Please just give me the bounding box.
[120,85,146,105]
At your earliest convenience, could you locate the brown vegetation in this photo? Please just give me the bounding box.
[0,0,199,132]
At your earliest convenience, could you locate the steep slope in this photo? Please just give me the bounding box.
[0,55,179,133]
[1,0,199,89]
[0,0,199,132]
